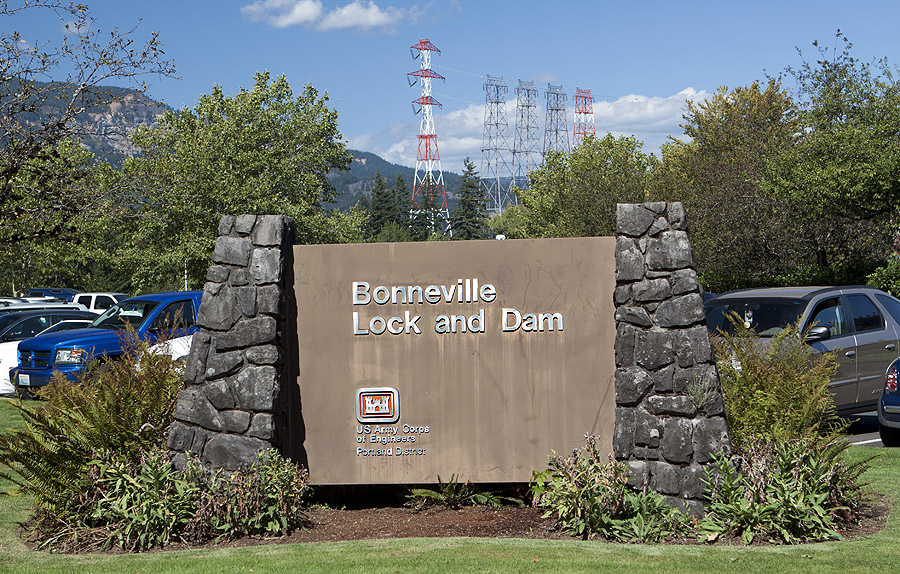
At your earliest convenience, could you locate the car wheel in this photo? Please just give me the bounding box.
[15,388,35,400]
[879,422,900,447]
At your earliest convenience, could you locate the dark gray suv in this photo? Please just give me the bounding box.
[705,286,900,415]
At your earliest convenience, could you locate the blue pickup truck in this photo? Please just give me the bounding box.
[13,291,202,390]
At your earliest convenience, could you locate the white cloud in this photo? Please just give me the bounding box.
[241,0,405,31]
[350,88,708,171]
[318,1,403,31]
[241,0,324,28]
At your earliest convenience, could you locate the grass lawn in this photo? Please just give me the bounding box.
[0,397,897,574]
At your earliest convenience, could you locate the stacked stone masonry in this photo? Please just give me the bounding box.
[168,215,298,471]
[614,202,732,515]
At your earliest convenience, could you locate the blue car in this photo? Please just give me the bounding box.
[14,291,202,390]
[879,358,900,447]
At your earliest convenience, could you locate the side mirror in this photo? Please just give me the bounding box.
[806,325,831,343]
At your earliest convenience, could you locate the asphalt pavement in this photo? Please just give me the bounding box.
[848,411,884,447]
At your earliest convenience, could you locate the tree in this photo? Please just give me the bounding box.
[767,32,900,221]
[119,72,351,291]
[517,134,653,238]
[367,171,391,239]
[0,0,175,244]
[450,158,487,240]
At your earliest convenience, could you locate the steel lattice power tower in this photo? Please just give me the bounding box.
[512,79,540,192]
[543,83,570,156]
[573,87,595,147]
[407,39,449,228]
[481,76,514,215]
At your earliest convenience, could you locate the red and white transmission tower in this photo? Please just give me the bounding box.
[407,39,449,230]
[573,87,595,147]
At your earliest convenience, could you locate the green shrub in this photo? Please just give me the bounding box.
[867,258,900,296]
[530,435,688,542]
[406,474,524,510]
[712,317,845,449]
[700,437,869,544]
[188,449,311,541]
[0,332,184,518]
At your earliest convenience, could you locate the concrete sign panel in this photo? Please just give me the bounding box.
[294,237,617,484]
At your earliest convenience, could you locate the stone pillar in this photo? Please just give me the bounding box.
[168,215,302,471]
[613,202,731,514]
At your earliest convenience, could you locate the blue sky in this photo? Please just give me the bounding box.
[11,0,900,173]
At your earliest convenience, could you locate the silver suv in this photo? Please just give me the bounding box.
[705,286,900,415]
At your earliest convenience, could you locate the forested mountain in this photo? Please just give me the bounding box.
[325,149,462,212]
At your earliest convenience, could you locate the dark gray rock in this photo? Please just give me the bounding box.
[616,204,656,237]
[661,417,693,464]
[167,422,195,451]
[252,215,285,247]
[647,216,669,237]
[257,284,283,316]
[615,366,653,406]
[671,269,699,295]
[248,413,275,440]
[692,417,732,463]
[231,366,278,411]
[196,285,241,331]
[229,268,250,287]
[613,407,635,460]
[615,322,636,368]
[634,330,674,370]
[626,460,649,489]
[218,215,235,236]
[632,278,672,302]
[202,433,271,471]
[645,202,667,214]
[631,446,659,460]
[212,236,252,266]
[681,463,707,500]
[205,350,244,380]
[647,395,697,417]
[646,231,693,271]
[615,237,644,281]
[184,331,211,385]
[615,306,653,328]
[614,285,632,306]
[634,408,661,448]
[206,265,230,283]
[666,202,686,230]
[250,248,282,284]
[222,410,252,434]
[235,286,258,317]
[216,316,278,350]
[655,294,706,328]
[246,345,281,365]
[673,326,714,368]
[234,214,257,235]
[173,388,223,432]
[651,364,675,393]
[204,379,236,410]
[650,462,681,495]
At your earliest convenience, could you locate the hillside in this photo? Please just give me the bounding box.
[326,150,462,212]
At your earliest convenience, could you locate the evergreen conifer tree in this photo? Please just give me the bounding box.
[450,158,487,240]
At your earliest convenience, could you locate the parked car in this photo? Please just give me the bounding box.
[13,291,202,390]
[0,302,89,316]
[879,358,900,446]
[72,292,130,313]
[25,288,79,301]
[0,310,99,395]
[705,286,900,415]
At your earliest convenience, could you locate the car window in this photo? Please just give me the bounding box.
[705,298,805,337]
[91,300,160,330]
[151,300,196,331]
[95,296,115,310]
[75,295,91,306]
[875,294,900,325]
[846,293,885,333]
[6,316,52,340]
[809,297,847,337]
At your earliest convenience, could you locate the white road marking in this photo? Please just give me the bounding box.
[852,438,883,446]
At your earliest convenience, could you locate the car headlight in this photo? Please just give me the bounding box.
[54,348,85,365]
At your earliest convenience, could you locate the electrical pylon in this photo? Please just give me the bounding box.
[543,83,570,156]
[407,39,449,232]
[573,87,595,146]
[481,76,514,215]
[512,79,539,192]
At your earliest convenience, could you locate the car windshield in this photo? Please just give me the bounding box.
[705,297,806,338]
[90,300,159,330]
